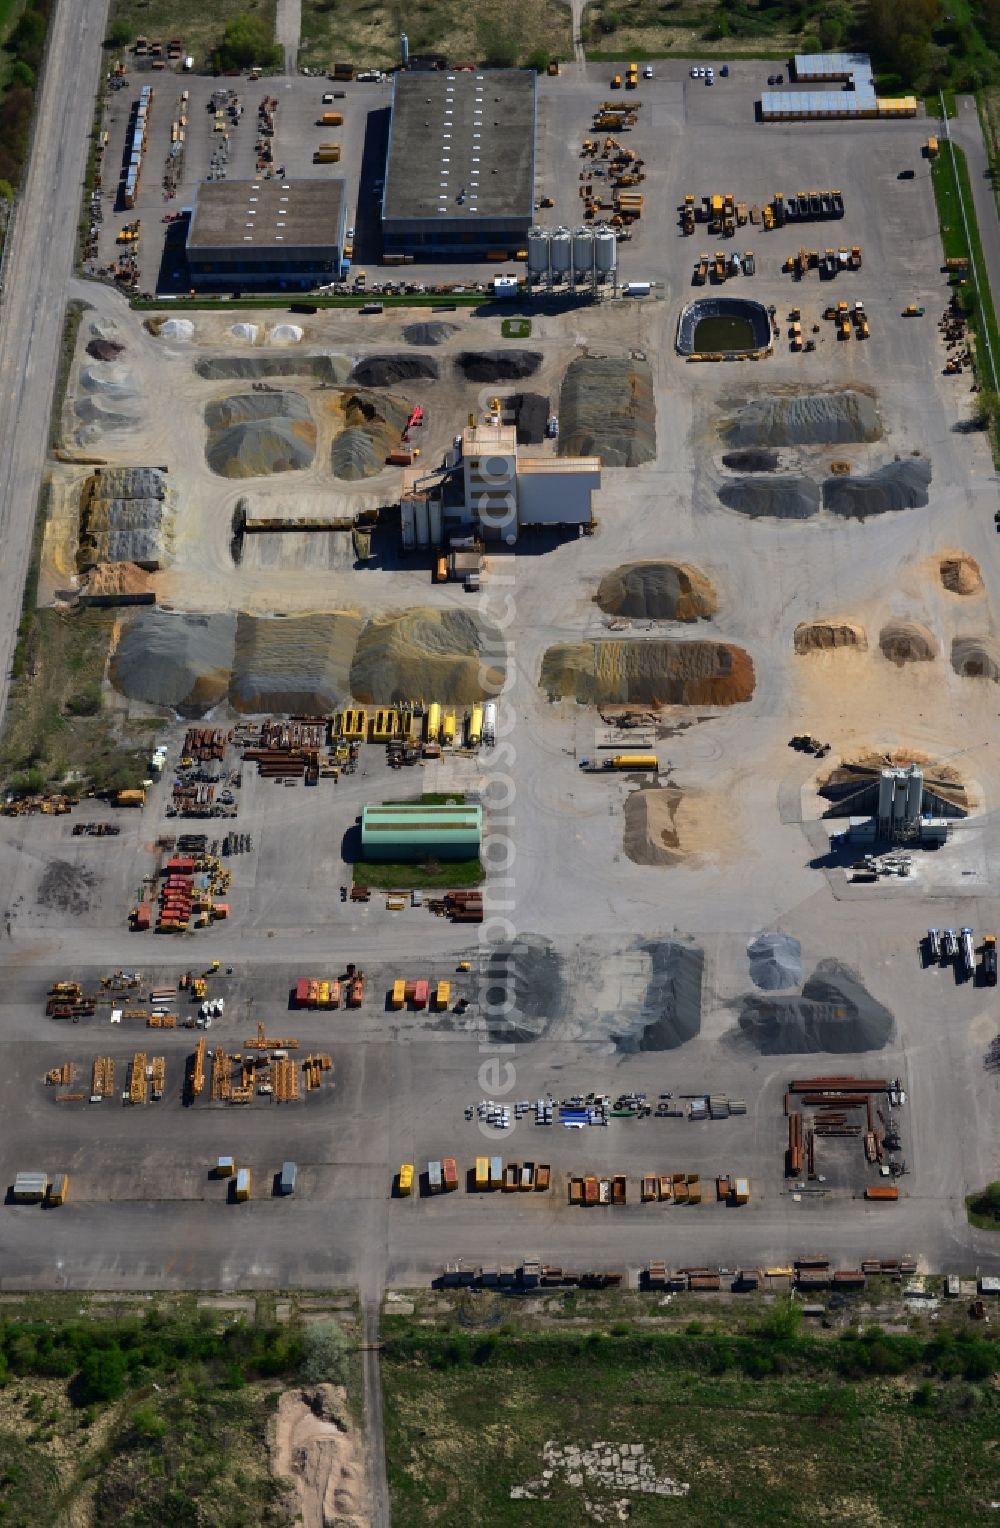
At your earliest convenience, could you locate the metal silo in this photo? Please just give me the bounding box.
[594,225,617,278]
[549,226,572,277]
[572,224,594,280]
[527,226,550,278]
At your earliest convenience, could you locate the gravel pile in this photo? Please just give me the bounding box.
[332,389,410,481]
[623,786,683,865]
[559,356,656,467]
[879,620,938,666]
[822,457,931,519]
[747,933,802,991]
[270,323,303,344]
[596,561,717,622]
[619,939,703,1051]
[230,612,362,713]
[86,338,124,361]
[475,933,563,1042]
[723,389,882,447]
[350,608,505,703]
[456,350,541,382]
[78,467,167,569]
[718,475,820,519]
[508,392,549,445]
[159,317,194,341]
[738,958,893,1054]
[951,635,1000,681]
[540,639,755,706]
[403,320,458,346]
[721,447,779,472]
[349,354,439,387]
[230,322,259,343]
[80,362,138,400]
[196,354,352,382]
[794,621,866,654]
[205,392,316,478]
[111,610,236,716]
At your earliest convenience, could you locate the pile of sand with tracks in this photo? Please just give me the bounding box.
[456,350,541,382]
[271,1385,368,1528]
[349,354,438,387]
[822,458,931,519]
[747,933,802,992]
[952,636,1000,681]
[879,620,938,666]
[738,958,893,1054]
[196,355,352,383]
[723,389,882,447]
[597,561,717,622]
[332,390,410,481]
[540,639,754,706]
[230,612,362,713]
[403,320,458,346]
[718,476,820,519]
[722,447,779,471]
[559,356,655,467]
[508,392,549,445]
[940,554,983,595]
[623,787,683,865]
[350,607,505,703]
[205,392,316,478]
[794,621,866,654]
[111,610,236,716]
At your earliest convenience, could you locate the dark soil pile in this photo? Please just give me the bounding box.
[455,350,541,382]
[86,338,124,361]
[349,354,439,387]
[508,392,549,445]
[558,356,656,467]
[475,934,563,1042]
[721,447,779,472]
[718,476,820,519]
[822,458,931,519]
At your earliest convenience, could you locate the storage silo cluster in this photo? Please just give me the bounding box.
[527,223,617,289]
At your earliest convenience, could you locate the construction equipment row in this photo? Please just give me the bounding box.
[437,1253,919,1292]
[681,189,844,237]
[784,245,862,278]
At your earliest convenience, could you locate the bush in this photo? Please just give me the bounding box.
[300,1321,352,1386]
[130,1405,167,1440]
[8,766,45,796]
[65,683,101,717]
[72,1345,127,1406]
[213,15,281,71]
[106,20,132,49]
[526,48,550,72]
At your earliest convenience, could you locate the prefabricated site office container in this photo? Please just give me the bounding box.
[279,1161,297,1195]
[12,1172,48,1202]
[234,1168,251,1201]
[47,1172,69,1205]
[427,1160,443,1193]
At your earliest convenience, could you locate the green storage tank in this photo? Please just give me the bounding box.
[361,803,482,862]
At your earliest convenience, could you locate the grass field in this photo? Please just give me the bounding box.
[298,0,572,73]
[382,1318,1000,1526]
[581,0,806,62]
[352,857,484,889]
[107,0,277,69]
[930,136,1000,405]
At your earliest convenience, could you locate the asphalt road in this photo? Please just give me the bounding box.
[0,0,110,724]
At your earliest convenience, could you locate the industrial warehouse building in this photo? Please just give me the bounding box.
[185,179,347,290]
[400,421,601,548]
[760,53,916,121]
[381,70,536,259]
[361,803,483,862]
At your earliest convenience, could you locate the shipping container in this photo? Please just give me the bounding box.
[427,1160,443,1194]
[535,1164,550,1191]
[443,1157,459,1191]
[398,1162,413,1195]
[865,1185,899,1201]
[319,111,344,125]
[475,1156,489,1190]
[216,1156,235,1177]
[390,979,405,1009]
[47,1172,69,1206]
[12,1172,48,1202]
[490,1155,503,1187]
[503,1164,518,1192]
[234,1168,251,1201]
[569,1178,584,1204]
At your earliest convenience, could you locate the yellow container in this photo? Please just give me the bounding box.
[391,979,406,1010]
[433,980,451,1011]
[426,702,441,741]
[442,711,456,743]
[475,1156,489,1190]
[398,1162,413,1195]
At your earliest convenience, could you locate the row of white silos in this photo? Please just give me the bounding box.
[526,225,617,281]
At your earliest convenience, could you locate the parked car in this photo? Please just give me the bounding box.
[643,64,653,78]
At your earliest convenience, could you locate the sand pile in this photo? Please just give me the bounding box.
[403,320,458,346]
[822,458,931,519]
[86,338,123,361]
[271,1385,367,1528]
[540,639,754,706]
[75,398,138,437]
[951,636,1000,681]
[81,562,155,604]
[623,787,683,865]
[230,612,362,713]
[596,561,717,622]
[940,554,983,595]
[205,392,316,478]
[718,476,820,519]
[621,939,703,1051]
[159,317,194,341]
[879,620,938,666]
[747,934,802,992]
[111,610,236,716]
[349,354,438,387]
[738,958,893,1054]
[559,356,656,467]
[508,392,549,445]
[456,350,541,382]
[475,934,563,1042]
[820,749,969,813]
[196,354,352,383]
[270,323,303,344]
[721,447,779,472]
[350,608,505,703]
[723,390,882,447]
[794,621,866,654]
[230,322,259,343]
[331,390,410,481]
